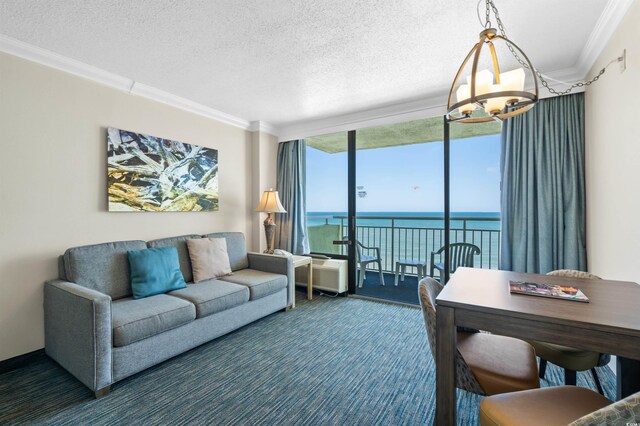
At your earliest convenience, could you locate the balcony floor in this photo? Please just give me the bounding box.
[356,270,425,306]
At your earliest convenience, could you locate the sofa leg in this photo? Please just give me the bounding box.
[94,385,111,399]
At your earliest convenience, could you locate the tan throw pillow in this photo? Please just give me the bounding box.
[186,238,232,283]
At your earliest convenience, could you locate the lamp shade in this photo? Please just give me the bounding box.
[500,68,526,102]
[256,189,286,213]
[465,69,494,96]
[456,84,475,115]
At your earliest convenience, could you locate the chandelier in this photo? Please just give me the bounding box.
[446,0,538,123]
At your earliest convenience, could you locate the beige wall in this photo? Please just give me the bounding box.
[251,131,280,252]
[585,1,640,283]
[0,52,261,361]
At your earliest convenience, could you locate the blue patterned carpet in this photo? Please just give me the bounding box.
[0,291,616,425]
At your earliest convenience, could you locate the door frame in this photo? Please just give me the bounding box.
[347,130,357,293]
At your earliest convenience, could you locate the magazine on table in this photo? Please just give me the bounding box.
[509,280,589,303]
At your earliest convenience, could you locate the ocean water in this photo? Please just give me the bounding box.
[307,211,500,230]
[307,211,501,271]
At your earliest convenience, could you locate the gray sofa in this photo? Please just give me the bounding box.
[44,232,293,397]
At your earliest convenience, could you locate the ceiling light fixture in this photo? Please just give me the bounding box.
[447,0,626,125]
[447,0,537,123]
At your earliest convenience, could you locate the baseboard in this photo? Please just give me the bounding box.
[0,349,46,375]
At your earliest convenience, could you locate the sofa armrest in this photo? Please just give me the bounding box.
[44,279,112,393]
[247,253,294,307]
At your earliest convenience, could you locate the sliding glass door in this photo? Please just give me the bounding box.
[304,117,501,303]
[353,121,443,304]
[305,131,354,293]
[449,124,502,274]
[306,131,348,255]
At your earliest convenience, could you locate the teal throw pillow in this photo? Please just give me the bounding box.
[128,247,187,299]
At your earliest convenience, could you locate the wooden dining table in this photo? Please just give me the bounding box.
[435,267,640,426]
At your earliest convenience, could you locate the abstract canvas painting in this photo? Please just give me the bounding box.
[107,128,219,212]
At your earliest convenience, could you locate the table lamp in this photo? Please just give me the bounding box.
[255,189,286,254]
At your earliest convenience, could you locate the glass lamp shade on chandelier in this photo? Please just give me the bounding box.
[255,189,286,254]
[446,0,538,123]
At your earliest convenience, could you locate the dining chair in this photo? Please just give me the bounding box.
[429,242,480,283]
[418,277,540,396]
[529,269,609,394]
[479,385,638,426]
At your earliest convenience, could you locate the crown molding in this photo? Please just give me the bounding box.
[0,34,251,131]
[248,121,279,136]
[129,82,250,129]
[575,0,635,77]
[0,34,132,90]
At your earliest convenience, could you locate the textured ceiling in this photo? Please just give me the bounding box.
[0,0,608,127]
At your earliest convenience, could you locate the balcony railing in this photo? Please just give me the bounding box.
[307,214,501,274]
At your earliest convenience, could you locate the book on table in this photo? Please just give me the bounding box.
[509,280,589,303]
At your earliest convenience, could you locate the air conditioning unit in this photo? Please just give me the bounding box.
[295,258,348,294]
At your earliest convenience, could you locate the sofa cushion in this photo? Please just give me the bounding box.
[202,232,249,271]
[112,294,196,347]
[147,234,200,283]
[169,280,249,318]
[186,238,232,282]
[64,240,147,299]
[128,247,187,299]
[219,269,286,300]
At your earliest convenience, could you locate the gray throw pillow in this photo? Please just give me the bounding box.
[186,238,232,283]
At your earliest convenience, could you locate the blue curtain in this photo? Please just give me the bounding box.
[276,140,310,255]
[500,93,586,273]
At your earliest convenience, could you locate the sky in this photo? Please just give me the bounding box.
[306,134,501,213]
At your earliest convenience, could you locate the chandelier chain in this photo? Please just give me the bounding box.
[484,0,607,96]
[484,0,491,28]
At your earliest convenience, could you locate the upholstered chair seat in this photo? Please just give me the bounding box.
[531,341,601,372]
[479,385,613,426]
